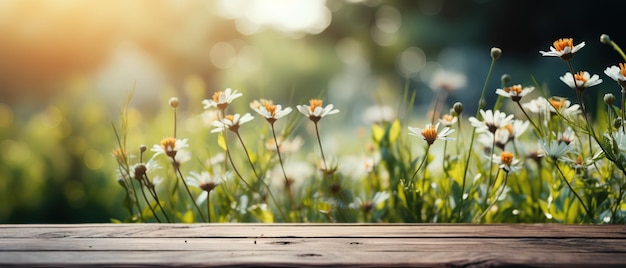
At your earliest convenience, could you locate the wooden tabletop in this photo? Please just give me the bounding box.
[1,224,625,267]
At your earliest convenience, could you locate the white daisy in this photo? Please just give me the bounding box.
[492,151,520,173]
[429,69,467,92]
[186,171,231,205]
[210,113,254,133]
[495,84,535,102]
[439,114,458,127]
[469,109,514,134]
[408,122,455,145]
[252,99,293,124]
[560,71,603,90]
[151,137,189,161]
[604,63,626,88]
[540,38,585,61]
[296,99,339,123]
[541,140,574,161]
[202,88,243,110]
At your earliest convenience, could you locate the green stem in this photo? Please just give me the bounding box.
[144,174,171,223]
[207,192,211,223]
[224,132,288,222]
[410,145,431,185]
[610,40,626,62]
[554,163,592,223]
[516,101,542,137]
[475,169,507,223]
[138,180,162,223]
[176,167,207,222]
[270,123,296,211]
[314,122,329,171]
[458,54,497,222]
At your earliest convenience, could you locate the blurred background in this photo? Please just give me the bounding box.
[0,0,623,223]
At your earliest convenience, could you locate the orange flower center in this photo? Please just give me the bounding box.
[442,114,454,123]
[573,71,587,83]
[549,97,566,110]
[422,125,438,145]
[225,115,234,122]
[161,137,177,158]
[500,151,514,167]
[309,99,323,113]
[505,85,523,95]
[575,155,583,166]
[553,38,573,52]
[504,124,513,135]
[265,103,277,116]
[212,91,223,102]
[620,63,626,77]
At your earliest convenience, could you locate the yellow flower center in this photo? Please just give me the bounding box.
[553,38,573,52]
[500,151,514,167]
[212,91,223,102]
[442,114,454,123]
[505,85,523,95]
[161,137,177,158]
[620,63,626,77]
[549,97,566,110]
[422,125,438,145]
[265,103,277,117]
[574,71,587,84]
[309,99,323,113]
[504,123,513,135]
[225,115,234,122]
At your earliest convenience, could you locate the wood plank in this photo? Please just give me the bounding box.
[2,223,625,238]
[1,224,625,267]
[2,251,626,268]
[2,237,625,252]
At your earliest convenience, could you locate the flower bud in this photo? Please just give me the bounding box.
[479,98,487,109]
[453,102,463,115]
[501,74,511,85]
[614,118,623,129]
[600,34,611,45]
[604,93,616,106]
[140,145,147,153]
[491,47,502,60]
[169,97,179,108]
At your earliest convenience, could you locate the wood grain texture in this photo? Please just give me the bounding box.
[1,224,625,267]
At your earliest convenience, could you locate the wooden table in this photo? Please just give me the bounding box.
[1,224,625,267]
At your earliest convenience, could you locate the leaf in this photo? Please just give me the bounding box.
[179,210,195,223]
[217,132,227,151]
[372,124,384,144]
[251,206,275,223]
[388,119,401,144]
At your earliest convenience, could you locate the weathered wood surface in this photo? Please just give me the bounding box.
[1,224,625,267]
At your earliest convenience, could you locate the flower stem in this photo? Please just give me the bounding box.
[234,131,260,180]
[270,123,296,209]
[516,101,542,136]
[144,174,171,223]
[475,169,507,223]
[609,40,626,62]
[175,167,207,222]
[224,132,289,222]
[410,145,430,185]
[207,192,211,223]
[620,87,626,133]
[139,180,162,223]
[458,53,497,222]
[314,122,329,171]
[554,163,592,223]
